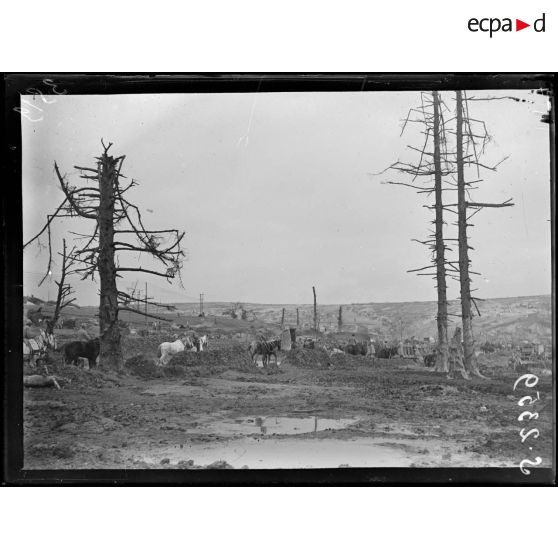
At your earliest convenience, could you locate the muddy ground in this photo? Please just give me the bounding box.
[23,338,553,470]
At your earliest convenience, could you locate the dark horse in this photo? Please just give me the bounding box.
[248,338,281,367]
[63,338,101,368]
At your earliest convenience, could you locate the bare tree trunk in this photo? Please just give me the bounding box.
[312,286,317,333]
[456,90,477,379]
[448,326,468,379]
[98,154,122,371]
[432,91,449,375]
[47,239,67,335]
[296,308,300,328]
[46,239,77,335]
[48,259,65,335]
[281,308,285,330]
[338,305,343,332]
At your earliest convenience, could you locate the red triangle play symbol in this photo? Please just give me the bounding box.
[516,19,530,31]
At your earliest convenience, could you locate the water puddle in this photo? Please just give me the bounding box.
[137,436,514,469]
[205,416,359,436]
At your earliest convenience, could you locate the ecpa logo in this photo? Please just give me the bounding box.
[468,13,546,37]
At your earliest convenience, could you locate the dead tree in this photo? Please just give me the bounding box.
[454,90,514,378]
[456,90,476,379]
[381,91,454,375]
[43,239,78,334]
[381,90,515,379]
[338,305,343,332]
[24,141,186,370]
[432,92,450,374]
[281,308,285,330]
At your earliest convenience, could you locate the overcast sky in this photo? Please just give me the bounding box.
[22,90,551,306]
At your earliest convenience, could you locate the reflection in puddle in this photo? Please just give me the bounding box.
[205,416,359,436]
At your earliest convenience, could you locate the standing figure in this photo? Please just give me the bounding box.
[368,339,376,358]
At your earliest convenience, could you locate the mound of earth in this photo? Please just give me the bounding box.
[282,348,332,369]
[125,355,163,378]
[169,346,253,371]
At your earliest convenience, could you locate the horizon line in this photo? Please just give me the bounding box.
[70,292,552,308]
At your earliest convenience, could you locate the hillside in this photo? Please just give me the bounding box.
[158,295,552,343]
[29,294,551,344]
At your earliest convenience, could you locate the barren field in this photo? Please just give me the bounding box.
[23,331,554,470]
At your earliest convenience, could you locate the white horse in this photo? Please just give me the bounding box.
[23,329,57,367]
[157,338,186,365]
[197,335,208,352]
[157,335,199,365]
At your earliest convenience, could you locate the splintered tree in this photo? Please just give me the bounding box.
[382,91,453,375]
[42,239,78,335]
[338,305,343,332]
[453,90,514,377]
[384,90,514,379]
[24,141,186,370]
[432,92,449,374]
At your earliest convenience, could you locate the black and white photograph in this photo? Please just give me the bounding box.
[3,73,555,482]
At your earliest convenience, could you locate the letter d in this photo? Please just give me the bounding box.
[534,13,545,32]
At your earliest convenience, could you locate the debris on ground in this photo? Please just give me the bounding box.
[25,351,120,388]
[56,367,121,388]
[419,384,459,396]
[24,375,61,389]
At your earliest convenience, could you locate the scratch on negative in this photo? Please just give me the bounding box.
[237,78,263,147]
